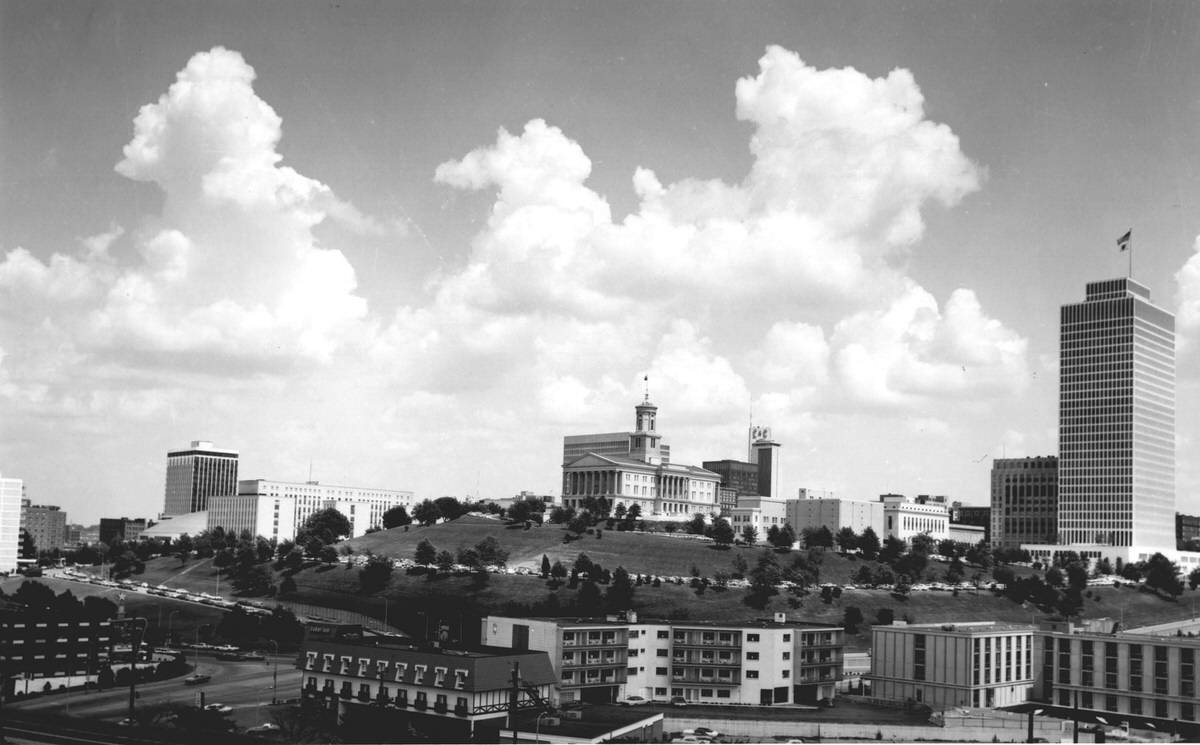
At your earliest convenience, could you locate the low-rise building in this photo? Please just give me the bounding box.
[298,625,556,741]
[98,517,147,545]
[0,609,113,697]
[728,496,789,539]
[208,479,415,541]
[786,495,884,539]
[880,494,950,542]
[950,502,990,545]
[1035,619,1200,736]
[869,621,1036,710]
[482,612,843,707]
[19,500,67,553]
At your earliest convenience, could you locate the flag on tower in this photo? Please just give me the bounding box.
[1117,230,1132,252]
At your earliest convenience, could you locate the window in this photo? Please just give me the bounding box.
[656,667,667,676]
[782,651,790,660]
[657,649,668,657]
[717,690,731,699]
[655,687,667,696]
[746,670,759,678]
[746,652,759,660]
[747,634,760,642]
[782,634,791,642]
[628,667,637,676]
[782,670,790,678]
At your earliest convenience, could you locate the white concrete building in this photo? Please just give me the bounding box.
[880,494,950,542]
[561,397,721,520]
[786,495,885,539]
[0,472,22,573]
[207,479,414,541]
[482,613,843,707]
[869,621,1037,710]
[728,496,789,539]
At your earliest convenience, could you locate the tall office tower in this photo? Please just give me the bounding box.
[162,440,239,516]
[990,456,1057,549]
[1058,278,1175,551]
[0,472,23,573]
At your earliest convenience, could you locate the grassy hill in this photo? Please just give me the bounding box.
[32,516,1198,654]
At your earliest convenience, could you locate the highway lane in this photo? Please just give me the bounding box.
[8,655,301,728]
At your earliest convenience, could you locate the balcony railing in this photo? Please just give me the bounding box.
[414,699,428,711]
[454,704,469,717]
[434,701,448,714]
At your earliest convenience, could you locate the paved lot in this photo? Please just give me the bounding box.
[8,655,301,730]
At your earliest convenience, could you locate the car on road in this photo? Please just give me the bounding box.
[216,652,244,661]
[184,674,211,685]
[240,651,266,661]
[116,717,137,727]
[669,696,688,707]
[204,703,233,714]
[247,723,280,734]
[683,727,720,739]
[619,695,649,706]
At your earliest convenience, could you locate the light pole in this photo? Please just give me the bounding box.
[266,639,279,705]
[168,610,180,643]
[127,617,148,725]
[535,711,551,743]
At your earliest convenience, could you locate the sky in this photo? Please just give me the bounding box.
[2,0,1200,525]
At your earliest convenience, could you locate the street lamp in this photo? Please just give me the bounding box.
[168,610,180,642]
[535,711,551,743]
[266,639,280,705]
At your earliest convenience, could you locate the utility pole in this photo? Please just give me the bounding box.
[509,662,520,744]
[127,617,147,724]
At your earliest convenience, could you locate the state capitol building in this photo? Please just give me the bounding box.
[560,395,720,520]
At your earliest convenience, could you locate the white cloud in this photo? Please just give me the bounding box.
[1177,235,1200,350]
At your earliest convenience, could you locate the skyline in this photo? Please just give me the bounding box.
[2,1,1200,525]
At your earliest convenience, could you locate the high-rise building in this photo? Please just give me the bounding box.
[19,499,67,553]
[989,456,1057,549]
[0,472,22,573]
[1058,278,1175,554]
[162,440,239,516]
[748,427,782,500]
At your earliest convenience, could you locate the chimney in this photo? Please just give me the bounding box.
[773,612,786,624]
[627,610,638,623]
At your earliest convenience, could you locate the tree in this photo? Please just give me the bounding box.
[767,524,796,551]
[880,536,907,565]
[435,550,456,572]
[474,536,509,567]
[1189,567,1200,591]
[1044,566,1064,587]
[319,545,339,566]
[747,551,782,607]
[434,497,467,521]
[295,508,352,547]
[213,548,235,574]
[710,518,735,548]
[541,554,552,579]
[835,527,859,553]
[551,560,568,579]
[279,575,298,597]
[358,555,394,593]
[910,533,935,556]
[567,514,590,536]
[413,500,442,526]
[874,607,895,626]
[731,553,748,579]
[232,565,273,596]
[382,506,412,529]
[1144,553,1184,598]
[859,527,881,561]
[577,580,603,615]
[741,525,758,546]
[414,539,437,566]
[606,567,634,610]
[686,513,707,536]
[283,548,305,573]
[842,606,864,634]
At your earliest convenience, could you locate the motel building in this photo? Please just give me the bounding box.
[298,626,556,742]
[868,621,1036,710]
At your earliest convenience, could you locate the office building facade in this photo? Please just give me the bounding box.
[1058,279,1175,555]
[162,440,239,516]
[0,473,24,573]
[482,613,843,707]
[990,456,1058,549]
[869,622,1037,710]
[786,495,885,539]
[208,479,415,540]
[20,500,67,553]
[880,494,950,541]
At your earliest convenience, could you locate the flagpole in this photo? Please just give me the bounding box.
[1128,235,1133,279]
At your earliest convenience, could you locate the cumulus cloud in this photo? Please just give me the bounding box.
[2,46,377,370]
[1177,235,1200,350]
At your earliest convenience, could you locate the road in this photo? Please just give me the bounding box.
[7,654,301,731]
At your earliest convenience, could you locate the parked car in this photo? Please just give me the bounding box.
[669,696,688,707]
[619,695,649,706]
[203,703,233,714]
[183,674,211,685]
[683,727,720,739]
